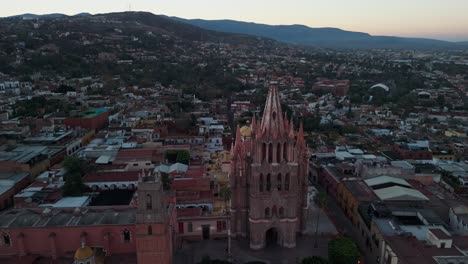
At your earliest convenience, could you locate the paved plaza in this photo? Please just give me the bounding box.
[175,203,338,264]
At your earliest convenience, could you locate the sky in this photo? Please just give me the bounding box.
[1,0,467,41]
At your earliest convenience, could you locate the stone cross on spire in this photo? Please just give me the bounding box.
[260,84,286,139]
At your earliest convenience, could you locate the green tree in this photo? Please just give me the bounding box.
[314,191,327,248]
[328,237,360,264]
[62,156,90,197]
[197,256,231,264]
[436,95,445,109]
[161,172,171,190]
[176,150,190,165]
[302,256,329,264]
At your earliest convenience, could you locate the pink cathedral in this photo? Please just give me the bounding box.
[230,84,309,249]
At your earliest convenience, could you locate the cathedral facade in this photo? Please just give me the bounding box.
[230,84,309,249]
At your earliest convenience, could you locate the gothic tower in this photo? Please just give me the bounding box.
[135,170,174,264]
[230,84,308,249]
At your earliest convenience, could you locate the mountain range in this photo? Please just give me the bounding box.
[173,17,468,49]
[5,12,468,49]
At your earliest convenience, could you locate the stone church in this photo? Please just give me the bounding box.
[230,84,309,249]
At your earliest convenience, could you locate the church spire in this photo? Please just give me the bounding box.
[296,121,305,148]
[260,84,285,138]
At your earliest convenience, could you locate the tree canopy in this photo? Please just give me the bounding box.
[302,256,329,264]
[62,156,91,197]
[328,237,360,264]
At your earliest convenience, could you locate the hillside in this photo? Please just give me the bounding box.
[0,12,276,99]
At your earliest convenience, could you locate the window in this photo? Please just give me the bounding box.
[272,206,277,216]
[285,174,290,191]
[217,221,223,232]
[148,226,152,235]
[266,174,271,191]
[272,112,276,120]
[146,194,152,210]
[188,222,193,233]
[123,229,131,242]
[178,222,184,234]
[133,163,138,166]
[277,174,282,191]
[276,143,281,162]
[279,207,284,218]
[268,143,273,163]
[262,143,267,162]
[2,233,11,247]
[283,142,287,162]
[265,207,270,218]
[259,174,264,192]
[222,221,226,230]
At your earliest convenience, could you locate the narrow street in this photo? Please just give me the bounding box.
[316,185,374,264]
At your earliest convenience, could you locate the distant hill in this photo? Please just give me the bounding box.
[4,12,273,45]
[172,17,468,49]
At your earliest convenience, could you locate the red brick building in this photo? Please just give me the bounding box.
[230,85,309,249]
[312,79,350,96]
[64,108,109,131]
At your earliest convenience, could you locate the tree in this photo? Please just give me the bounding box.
[302,256,329,264]
[161,172,171,190]
[218,186,232,260]
[62,156,90,197]
[314,191,327,248]
[176,150,190,165]
[197,256,231,264]
[328,237,360,264]
[436,95,445,109]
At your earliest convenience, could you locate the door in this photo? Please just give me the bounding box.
[202,225,210,240]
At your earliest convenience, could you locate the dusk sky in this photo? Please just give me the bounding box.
[1,0,468,41]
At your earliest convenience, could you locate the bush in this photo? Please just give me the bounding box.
[302,256,329,264]
[328,237,360,264]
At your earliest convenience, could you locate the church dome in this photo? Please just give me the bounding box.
[74,245,94,260]
[240,125,252,137]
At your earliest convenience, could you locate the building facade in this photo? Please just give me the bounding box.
[230,84,308,249]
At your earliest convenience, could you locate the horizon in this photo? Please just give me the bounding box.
[1,0,468,42]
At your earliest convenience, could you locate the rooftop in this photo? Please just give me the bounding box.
[0,208,136,228]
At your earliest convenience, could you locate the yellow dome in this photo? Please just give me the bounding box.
[240,125,252,137]
[74,246,94,260]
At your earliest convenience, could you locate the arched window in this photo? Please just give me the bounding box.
[259,174,264,192]
[285,173,290,191]
[262,143,267,162]
[146,194,152,210]
[2,233,11,246]
[266,174,271,191]
[272,112,277,120]
[148,225,153,235]
[279,207,284,218]
[265,207,270,218]
[276,143,281,163]
[268,143,273,163]
[277,174,282,191]
[283,142,288,162]
[123,229,131,242]
[272,205,277,216]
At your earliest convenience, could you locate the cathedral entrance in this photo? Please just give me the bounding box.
[265,228,278,247]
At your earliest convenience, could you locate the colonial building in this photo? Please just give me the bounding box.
[230,84,308,249]
[0,170,175,264]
